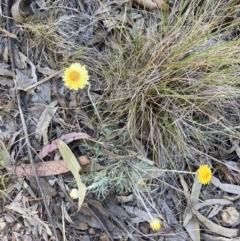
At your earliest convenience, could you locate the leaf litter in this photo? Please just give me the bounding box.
[1,0,240,240]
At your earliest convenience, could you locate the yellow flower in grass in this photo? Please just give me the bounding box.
[149,218,161,231]
[63,63,89,90]
[197,164,212,185]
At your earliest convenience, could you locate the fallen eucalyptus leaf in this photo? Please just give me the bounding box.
[194,199,233,211]
[180,176,200,241]
[202,233,240,241]
[211,176,240,194]
[36,65,58,76]
[58,139,86,210]
[39,132,92,158]
[192,205,238,238]
[7,156,92,177]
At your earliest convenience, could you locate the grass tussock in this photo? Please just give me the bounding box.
[76,1,240,197]
[19,0,240,196]
[91,1,240,174]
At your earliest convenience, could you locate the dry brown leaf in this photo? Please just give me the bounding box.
[0,64,14,77]
[27,177,57,197]
[86,200,126,241]
[73,204,102,229]
[99,234,110,241]
[81,162,104,173]
[6,202,52,236]
[180,176,200,241]
[36,65,58,76]
[0,222,7,232]
[78,156,90,165]
[35,100,58,145]
[211,176,240,194]
[15,70,35,95]
[192,206,238,238]
[181,178,239,238]
[62,201,75,225]
[9,155,96,177]
[124,205,164,223]
[116,194,134,203]
[202,233,240,241]
[133,0,169,11]
[194,199,233,211]
[39,132,92,158]
[19,52,37,82]
[11,0,31,22]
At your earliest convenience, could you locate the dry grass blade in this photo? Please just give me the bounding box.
[0,27,18,39]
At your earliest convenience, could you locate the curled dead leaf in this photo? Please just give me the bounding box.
[39,132,92,158]
[11,0,32,22]
[211,176,240,195]
[222,207,240,226]
[116,194,134,203]
[192,205,238,238]
[133,0,169,11]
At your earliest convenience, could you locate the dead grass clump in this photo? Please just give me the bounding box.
[93,0,240,173]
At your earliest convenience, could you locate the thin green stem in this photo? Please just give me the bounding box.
[87,82,102,124]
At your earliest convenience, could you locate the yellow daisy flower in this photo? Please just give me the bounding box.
[197,164,212,185]
[63,63,89,90]
[149,218,161,231]
[69,188,79,199]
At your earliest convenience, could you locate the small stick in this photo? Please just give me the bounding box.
[24,69,62,91]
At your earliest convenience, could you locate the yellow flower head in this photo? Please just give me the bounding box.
[149,218,161,231]
[63,63,89,90]
[197,164,212,185]
[69,189,79,199]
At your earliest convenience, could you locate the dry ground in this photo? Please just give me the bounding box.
[1,0,240,240]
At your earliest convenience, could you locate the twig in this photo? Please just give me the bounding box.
[5,1,59,240]
[24,69,62,91]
